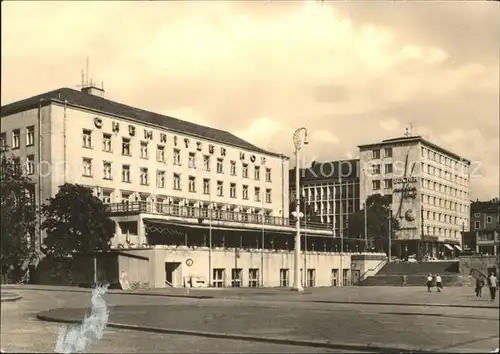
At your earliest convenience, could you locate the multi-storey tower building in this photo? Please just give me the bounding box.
[358,135,471,259]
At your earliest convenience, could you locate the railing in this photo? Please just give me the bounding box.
[106,202,333,230]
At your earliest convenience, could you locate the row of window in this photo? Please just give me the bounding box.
[423,226,461,239]
[421,179,468,200]
[303,200,359,215]
[82,130,273,182]
[1,127,36,150]
[422,209,466,225]
[421,162,468,186]
[421,194,468,214]
[83,158,273,202]
[211,268,350,288]
[301,182,360,201]
[421,146,468,172]
[371,147,393,159]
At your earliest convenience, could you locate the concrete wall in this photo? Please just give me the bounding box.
[351,253,387,280]
[459,255,499,278]
[118,254,149,288]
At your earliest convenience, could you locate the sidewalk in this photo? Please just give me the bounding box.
[4,284,499,309]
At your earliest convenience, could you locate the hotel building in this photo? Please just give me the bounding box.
[358,135,471,259]
[1,85,384,288]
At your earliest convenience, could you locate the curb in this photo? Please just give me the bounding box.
[4,286,213,300]
[36,313,431,353]
[0,293,22,302]
[311,300,500,310]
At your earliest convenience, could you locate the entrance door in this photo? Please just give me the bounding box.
[165,262,181,287]
[351,270,360,285]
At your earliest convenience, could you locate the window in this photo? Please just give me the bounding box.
[372,180,381,190]
[474,221,480,230]
[82,158,92,177]
[342,269,349,286]
[217,158,224,174]
[122,165,131,182]
[140,167,149,185]
[213,269,225,288]
[279,269,289,287]
[101,191,112,204]
[0,132,7,151]
[103,161,112,180]
[26,126,35,147]
[265,189,272,203]
[242,163,248,178]
[254,187,261,202]
[384,164,393,174]
[157,170,165,188]
[140,142,149,159]
[173,173,181,190]
[331,269,339,287]
[254,166,260,180]
[372,164,381,175]
[157,145,165,162]
[230,160,236,175]
[156,198,165,213]
[231,268,242,288]
[189,176,196,193]
[203,155,211,171]
[173,149,181,165]
[266,168,272,182]
[26,155,35,175]
[82,129,92,148]
[217,181,223,196]
[230,183,236,198]
[248,268,259,288]
[474,213,481,217]
[122,138,131,156]
[203,178,210,194]
[372,149,380,159]
[487,216,492,224]
[307,269,316,287]
[12,129,21,149]
[384,179,393,189]
[242,185,249,199]
[188,153,196,168]
[102,133,112,152]
[383,148,392,158]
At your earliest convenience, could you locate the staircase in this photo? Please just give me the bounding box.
[361,261,463,286]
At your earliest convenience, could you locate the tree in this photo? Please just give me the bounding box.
[41,183,115,258]
[347,194,400,252]
[1,153,38,282]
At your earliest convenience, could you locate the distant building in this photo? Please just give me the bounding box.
[463,199,500,255]
[358,135,471,260]
[289,159,361,251]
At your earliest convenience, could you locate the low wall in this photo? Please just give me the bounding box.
[459,255,499,279]
[351,253,387,280]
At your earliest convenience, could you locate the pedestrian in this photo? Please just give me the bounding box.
[487,272,498,302]
[475,276,485,297]
[426,273,433,292]
[435,273,443,292]
[402,274,407,287]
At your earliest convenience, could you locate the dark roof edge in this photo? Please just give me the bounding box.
[1,97,289,160]
[357,136,471,165]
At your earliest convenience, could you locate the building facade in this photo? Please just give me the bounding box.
[1,85,374,288]
[463,199,500,255]
[358,136,471,259]
[289,159,361,249]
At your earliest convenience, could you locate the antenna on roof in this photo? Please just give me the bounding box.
[409,122,413,137]
[86,55,90,87]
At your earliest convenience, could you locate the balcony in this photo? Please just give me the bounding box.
[106,202,332,231]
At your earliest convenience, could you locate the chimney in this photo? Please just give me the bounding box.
[81,85,105,98]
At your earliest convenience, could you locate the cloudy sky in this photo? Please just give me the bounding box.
[2,1,498,200]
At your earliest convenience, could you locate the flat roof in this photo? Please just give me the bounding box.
[289,158,360,184]
[357,136,471,164]
[1,87,288,159]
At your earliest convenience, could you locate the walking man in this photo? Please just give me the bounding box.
[426,273,433,292]
[476,276,485,297]
[487,272,498,302]
[435,273,443,292]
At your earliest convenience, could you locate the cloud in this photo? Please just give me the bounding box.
[1,1,498,199]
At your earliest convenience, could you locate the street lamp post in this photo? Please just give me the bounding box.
[292,127,308,292]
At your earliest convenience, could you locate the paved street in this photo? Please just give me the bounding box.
[2,286,499,353]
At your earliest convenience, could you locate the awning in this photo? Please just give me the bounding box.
[454,245,463,251]
[444,244,453,250]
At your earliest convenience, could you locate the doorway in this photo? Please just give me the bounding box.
[165,262,182,287]
[351,270,360,285]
